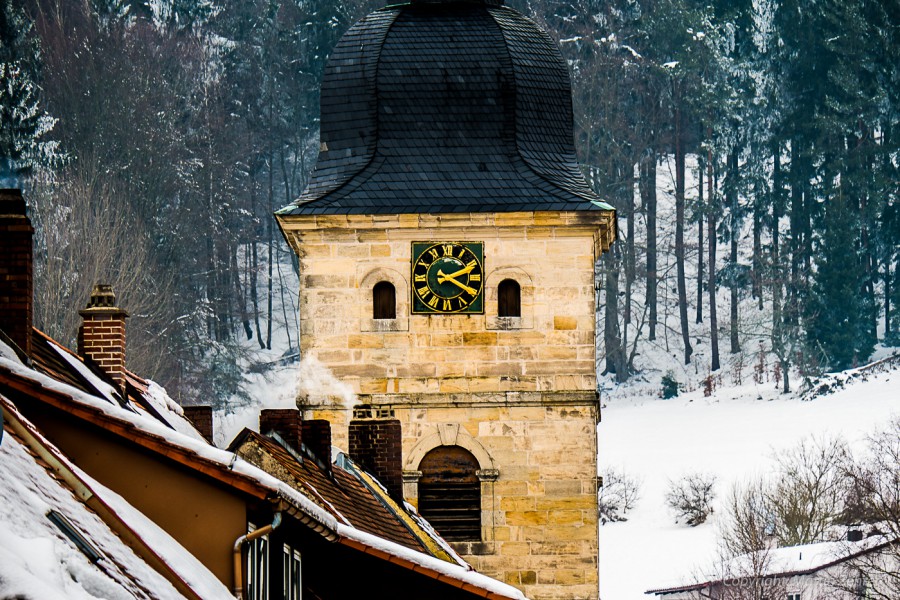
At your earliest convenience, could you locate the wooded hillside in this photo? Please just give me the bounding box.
[2,0,897,403]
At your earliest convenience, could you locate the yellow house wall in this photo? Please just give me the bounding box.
[278,210,613,600]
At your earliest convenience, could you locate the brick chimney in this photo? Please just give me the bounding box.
[349,406,403,500]
[260,408,303,452]
[0,189,33,357]
[183,406,214,444]
[78,284,128,392]
[302,419,332,476]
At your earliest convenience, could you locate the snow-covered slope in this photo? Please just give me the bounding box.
[597,364,900,600]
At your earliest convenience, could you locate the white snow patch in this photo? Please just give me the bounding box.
[598,369,900,599]
[49,342,119,404]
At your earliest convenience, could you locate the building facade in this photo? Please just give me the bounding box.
[277,1,616,598]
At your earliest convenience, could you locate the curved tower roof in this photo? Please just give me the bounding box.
[279,0,613,215]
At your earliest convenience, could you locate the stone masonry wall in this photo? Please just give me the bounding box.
[279,210,612,600]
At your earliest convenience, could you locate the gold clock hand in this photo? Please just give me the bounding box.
[438,263,475,280]
[436,269,478,295]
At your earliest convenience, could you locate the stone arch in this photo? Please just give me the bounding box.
[358,266,409,331]
[405,423,497,473]
[485,265,534,330]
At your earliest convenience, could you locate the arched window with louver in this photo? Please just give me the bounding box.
[417,446,481,542]
[497,279,521,317]
[373,281,396,319]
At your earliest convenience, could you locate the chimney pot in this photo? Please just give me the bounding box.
[349,407,403,501]
[0,188,33,357]
[78,284,128,393]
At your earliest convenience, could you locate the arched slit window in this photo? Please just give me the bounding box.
[418,446,480,542]
[498,279,521,317]
[373,281,396,319]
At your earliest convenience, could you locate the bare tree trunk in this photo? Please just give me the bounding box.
[728,150,740,354]
[772,144,782,329]
[675,103,692,364]
[267,155,274,351]
[696,155,704,324]
[642,152,658,341]
[708,142,720,372]
[232,244,253,340]
[753,197,763,309]
[603,249,627,382]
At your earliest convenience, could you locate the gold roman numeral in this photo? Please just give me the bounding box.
[414,274,426,282]
[469,273,481,282]
[442,299,452,311]
[428,296,439,308]
[429,248,439,260]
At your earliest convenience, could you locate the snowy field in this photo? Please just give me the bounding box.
[598,366,900,600]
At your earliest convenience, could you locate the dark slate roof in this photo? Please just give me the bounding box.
[278,0,614,216]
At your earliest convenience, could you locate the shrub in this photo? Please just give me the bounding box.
[598,468,641,524]
[666,472,717,526]
[661,371,680,399]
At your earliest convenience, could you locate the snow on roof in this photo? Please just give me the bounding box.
[49,340,120,405]
[336,524,528,600]
[0,354,527,599]
[0,408,188,600]
[141,380,208,443]
[647,536,893,594]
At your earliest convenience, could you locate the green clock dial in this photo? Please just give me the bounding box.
[411,242,484,314]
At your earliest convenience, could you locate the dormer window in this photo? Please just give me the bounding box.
[497,279,521,317]
[373,281,396,319]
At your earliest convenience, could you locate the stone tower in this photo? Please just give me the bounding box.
[276,1,615,598]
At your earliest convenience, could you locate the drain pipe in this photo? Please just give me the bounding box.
[233,512,282,599]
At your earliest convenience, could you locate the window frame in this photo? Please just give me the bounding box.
[497,278,521,318]
[373,280,397,320]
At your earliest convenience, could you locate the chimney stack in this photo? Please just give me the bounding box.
[78,284,128,392]
[259,409,303,452]
[0,189,33,357]
[183,406,214,444]
[349,406,403,500]
[302,419,333,476]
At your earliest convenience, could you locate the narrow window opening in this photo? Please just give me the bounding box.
[373,281,396,319]
[498,279,521,317]
[418,446,481,542]
[247,523,269,600]
[283,544,302,600]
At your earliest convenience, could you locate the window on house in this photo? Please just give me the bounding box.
[497,279,521,317]
[418,446,481,541]
[283,544,302,600]
[247,524,269,600]
[373,281,396,319]
[787,594,801,600]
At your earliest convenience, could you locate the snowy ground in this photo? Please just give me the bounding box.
[598,365,900,600]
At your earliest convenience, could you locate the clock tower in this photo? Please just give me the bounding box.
[276,1,615,598]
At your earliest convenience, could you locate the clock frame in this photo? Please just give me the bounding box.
[411,241,484,314]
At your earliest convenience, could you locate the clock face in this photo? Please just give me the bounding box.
[411,242,484,314]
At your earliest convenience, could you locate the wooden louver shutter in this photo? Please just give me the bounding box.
[418,446,481,541]
[373,281,396,319]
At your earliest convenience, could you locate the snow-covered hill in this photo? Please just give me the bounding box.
[597,358,900,600]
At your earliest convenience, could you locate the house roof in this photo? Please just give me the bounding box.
[278,0,615,216]
[229,428,461,563]
[0,396,229,600]
[646,537,896,595]
[0,338,527,600]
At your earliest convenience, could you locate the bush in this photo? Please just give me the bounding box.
[661,371,680,399]
[665,472,717,526]
[598,468,641,524]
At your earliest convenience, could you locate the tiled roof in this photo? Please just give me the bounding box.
[279,0,614,215]
[229,429,442,558]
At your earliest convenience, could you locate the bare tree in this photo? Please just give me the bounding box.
[666,472,717,526]
[30,167,177,382]
[599,467,642,524]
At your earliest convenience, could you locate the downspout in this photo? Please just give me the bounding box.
[233,512,282,599]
